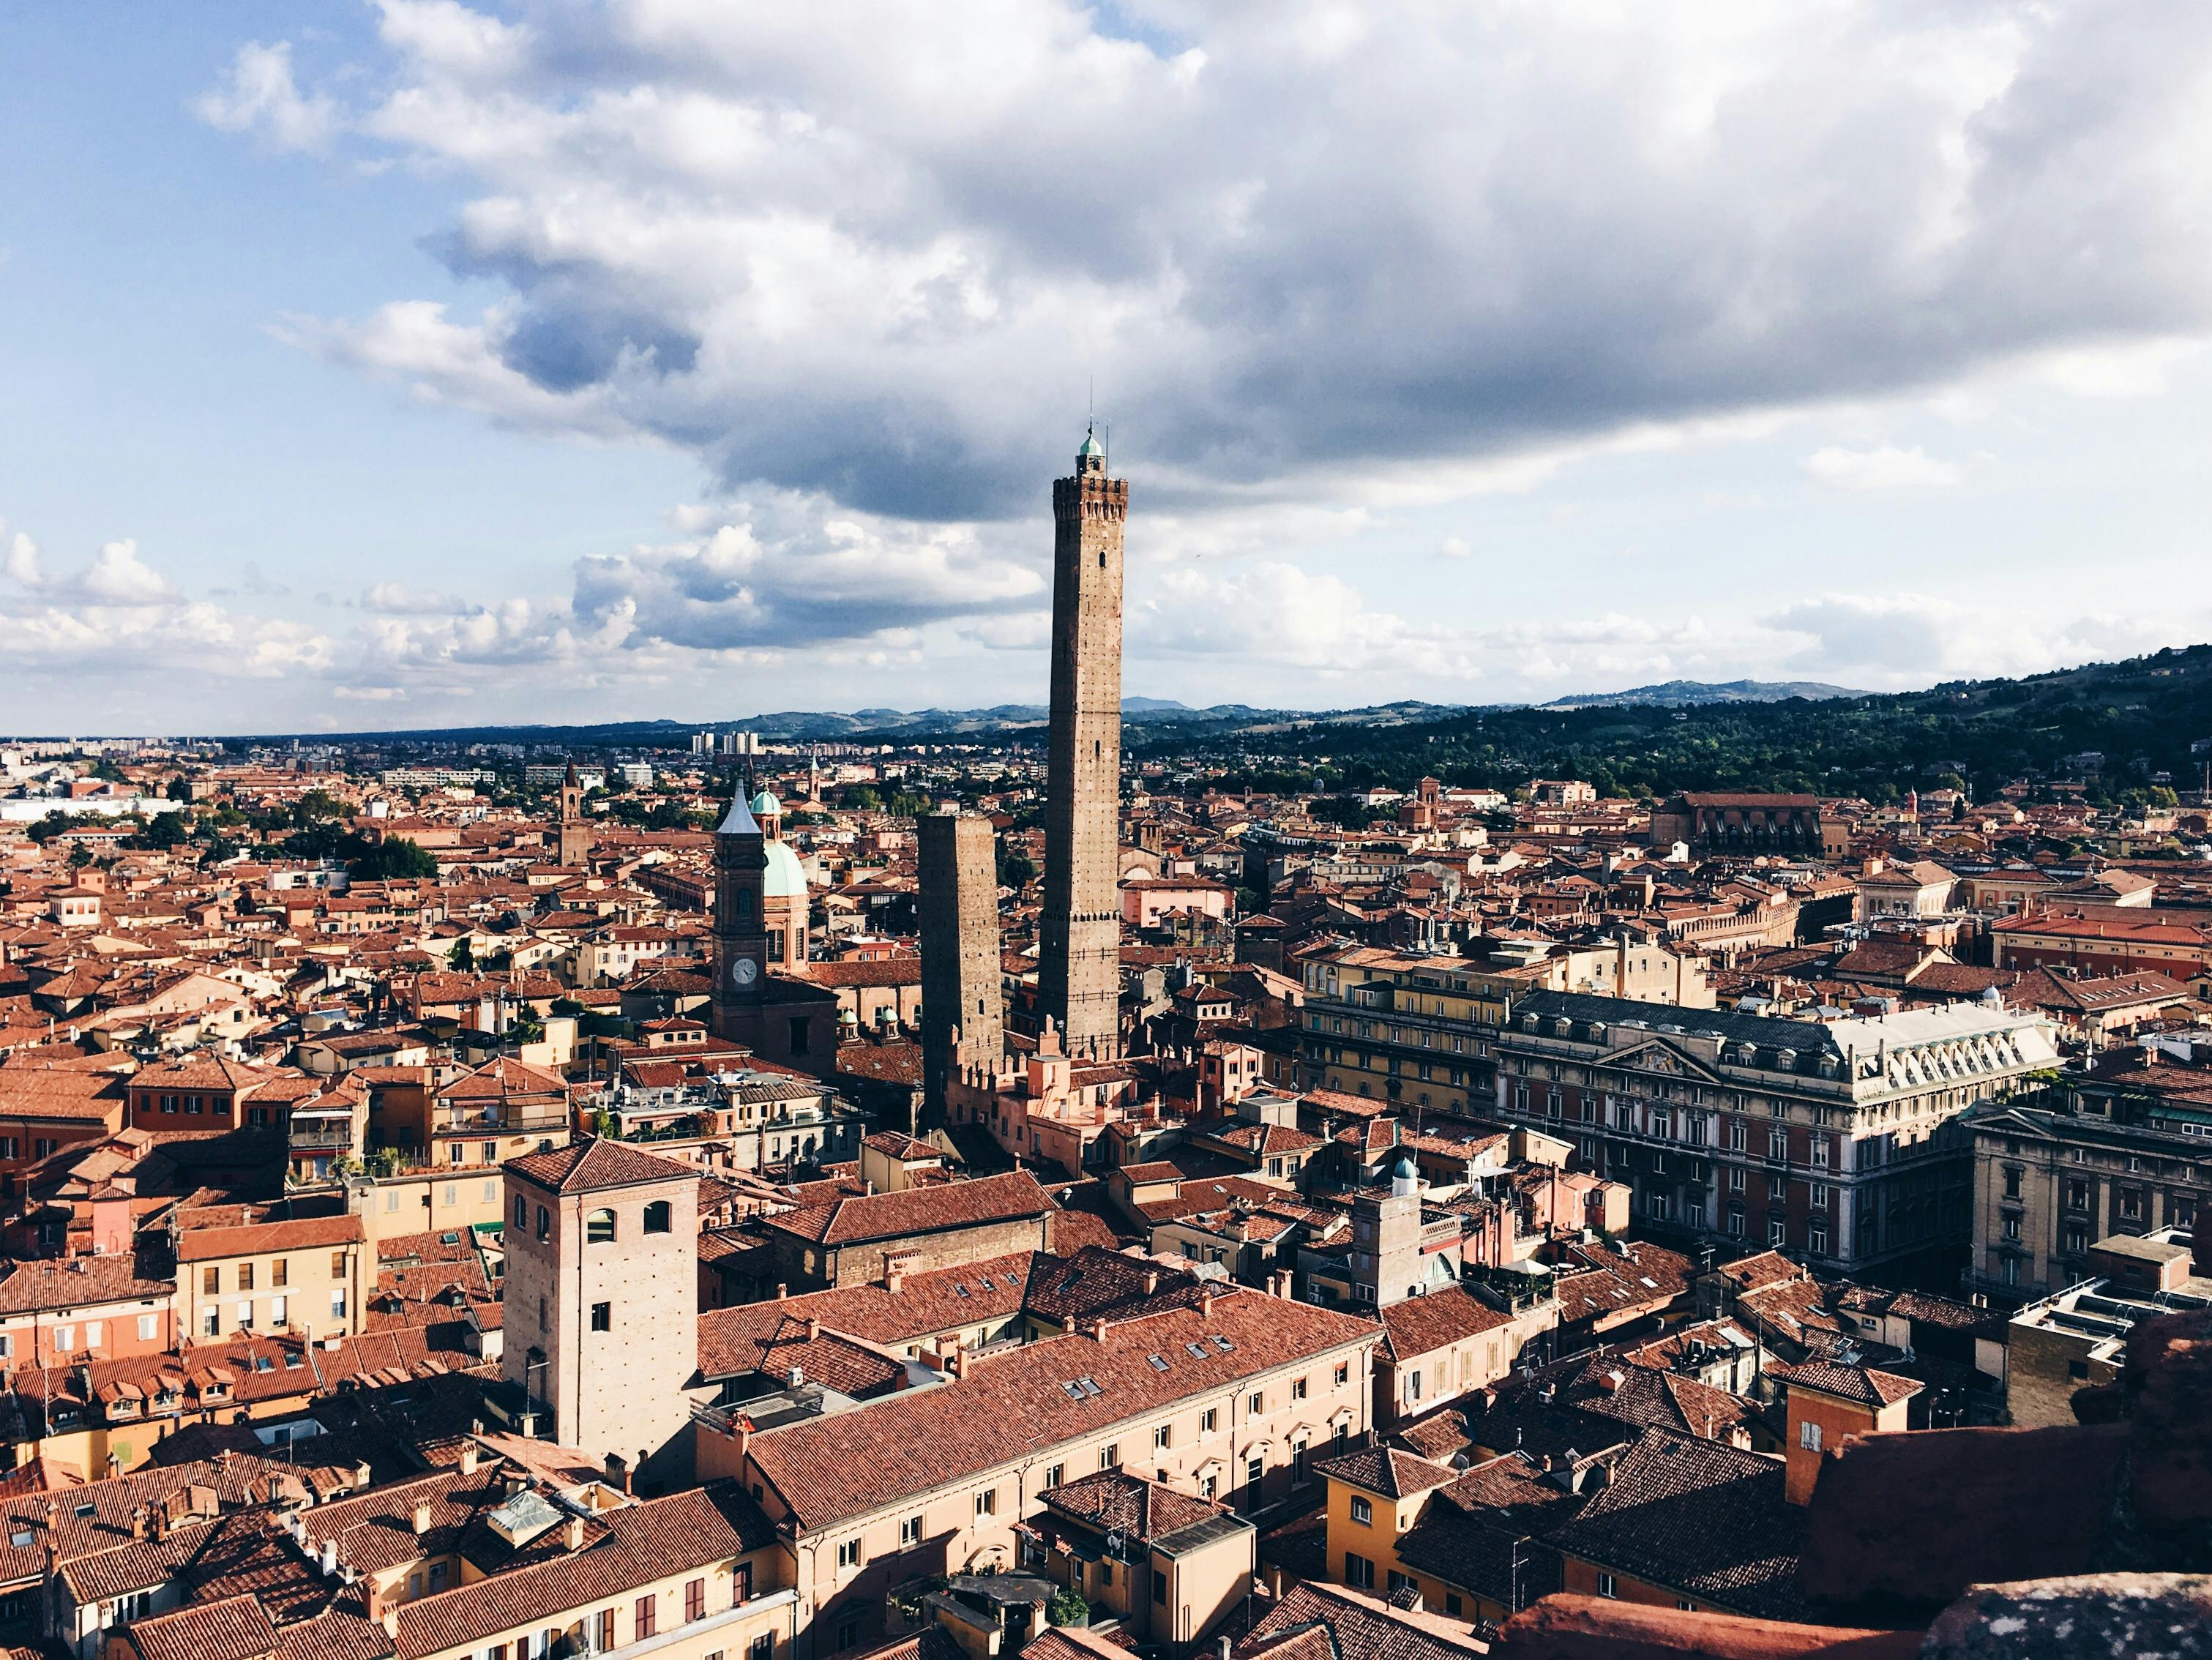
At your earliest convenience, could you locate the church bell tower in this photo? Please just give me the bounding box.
[711,777,771,1031]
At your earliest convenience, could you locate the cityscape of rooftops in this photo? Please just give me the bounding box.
[4,7,2212,1659]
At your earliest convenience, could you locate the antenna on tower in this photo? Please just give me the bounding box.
[1104,420,1110,474]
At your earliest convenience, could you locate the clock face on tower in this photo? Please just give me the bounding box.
[730,956,759,987]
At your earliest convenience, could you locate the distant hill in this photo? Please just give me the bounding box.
[1165,643,2212,803]
[1539,678,1867,710]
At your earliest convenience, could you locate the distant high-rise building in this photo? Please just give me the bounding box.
[919,812,1004,1115]
[1039,425,1127,1060]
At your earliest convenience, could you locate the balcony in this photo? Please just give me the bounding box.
[288,1124,355,1151]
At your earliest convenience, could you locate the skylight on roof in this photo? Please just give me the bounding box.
[1147,1354,1170,1372]
[1186,1342,1208,1358]
[953,1283,969,1298]
[1210,1334,1235,1353]
[1077,1376,1102,1397]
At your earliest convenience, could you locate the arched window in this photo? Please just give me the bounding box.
[586,1208,616,1244]
[512,1195,526,1228]
[535,1205,550,1242]
[643,1200,672,1235]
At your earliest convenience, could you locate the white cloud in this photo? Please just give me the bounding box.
[1437,536,1472,560]
[219,0,2212,528]
[1804,444,1961,490]
[1762,592,2183,686]
[193,42,339,153]
[362,581,467,616]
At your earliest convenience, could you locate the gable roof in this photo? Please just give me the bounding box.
[506,1139,697,1195]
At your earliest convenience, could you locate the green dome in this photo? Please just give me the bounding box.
[763,840,810,899]
[1077,425,1104,460]
[749,790,782,818]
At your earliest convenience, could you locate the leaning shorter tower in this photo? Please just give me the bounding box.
[919,812,1004,1117]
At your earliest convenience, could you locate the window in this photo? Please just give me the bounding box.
[1769,1218,1787,1246]
[269,1297,287,1327]
[1043,1464,1064,1490]
[596,1612,616,1651]
[331,1251,347,1279]
[138,1314,157,1342]
[644,1200,672,1234]
[513,1195,528,1227]
[1334,1362,1350,1386]
[635,1595,657,1640]
[1800,1419,1823,1451]
[837,1539,862,1569]
[900,1515,922,1547]
[239,1263,255,1292]
[2003,1167,2022,1199]
[203,1265,220,1295]
[750,1638,774,1660]
[974,1489,997,1517]
[536,1205,551,1241]
[1344,1553,1375,1589]
[56,1324,75,1350]
[1246,1454,1264,1491]
[1200,1407,1218,1435]
[331,1288,347,1319]
[1248,1389,1264,1415]
[1154,1425,1172,1451]
[1388,1571,1416,1596]
[591,1301,612,1332]
[1099,1443,1119,1470]
[203,1310,220,1337]
[1350,1495,1372,1525]
[1443,1595,1463,1617]
[1596,1573,1618,1599]
[586,1208,616,1244]
[272,1258,288,1287]
[1151,1573,1166,1606]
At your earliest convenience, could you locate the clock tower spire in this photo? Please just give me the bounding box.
[711,773,770,1025]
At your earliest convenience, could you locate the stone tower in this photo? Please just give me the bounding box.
[502,1140,700,1483]
[1350,1154,1427,1308]
[919,812,1004,1116]
[556,760,593,867]
[1039,424,1127,1060]
[710,777,771,1033]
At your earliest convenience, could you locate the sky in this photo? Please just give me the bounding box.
[4,1,2212,735]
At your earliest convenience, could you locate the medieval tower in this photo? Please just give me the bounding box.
[556,760,594,867]
[1039,424,1127,1061]
[918,811,1004,1115]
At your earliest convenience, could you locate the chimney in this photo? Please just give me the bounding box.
[354,1462,373,1491]
[563,1516,586,1550]
[321,1539,338,1576]
[411,1500,433,1536]
[883,1260,905,1294]
[1219,1637,1233,1660]
[458,1445,479,1477]
[1143,1270,1159,1294]
[804,1317,821,1342]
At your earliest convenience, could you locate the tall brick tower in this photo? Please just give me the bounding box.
[919,811,1004,1116]
[556,760,593,867]
[1039,423,1127,1060]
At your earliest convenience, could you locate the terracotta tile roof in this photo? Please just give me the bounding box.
[1037,1468,1233,1543]
[175,1214,365,1263]
[1378,1287,1514,1362]
[1544,1429,1805,1620]
[1312,1446,1458,1500]
[763,1169,1053,1246]
[125,1591,280,1660]
[1236,1580,1487,1660]
[1771,1359,1922,1410]
[748,1290,1378,1529]
[388,1482,771,1660]
[0,1249,173,1312]
[506,1138,698,1195]
[695,1309,908,1395]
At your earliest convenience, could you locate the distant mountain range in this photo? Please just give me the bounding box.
[1538,678,1868,710]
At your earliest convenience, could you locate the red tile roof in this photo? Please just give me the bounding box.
[507,1138,698,1195]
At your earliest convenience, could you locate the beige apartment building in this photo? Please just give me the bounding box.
[174,1212,370,1341]
[703,1286,1380,1658]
